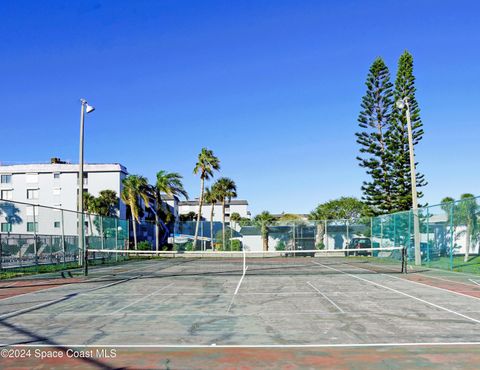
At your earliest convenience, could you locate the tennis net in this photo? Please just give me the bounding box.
[86,246,406,276]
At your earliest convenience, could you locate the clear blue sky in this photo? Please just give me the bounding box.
[1,0,479,215]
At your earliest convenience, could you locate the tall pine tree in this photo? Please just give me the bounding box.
[389,51,427,211]
[356,57,395,215]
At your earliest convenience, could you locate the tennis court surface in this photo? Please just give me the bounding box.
[1,249,480,369]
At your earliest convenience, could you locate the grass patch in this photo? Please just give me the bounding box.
[0,261,80,280]
[425,255,480,274]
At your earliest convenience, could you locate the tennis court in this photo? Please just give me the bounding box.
[1,249,480,368]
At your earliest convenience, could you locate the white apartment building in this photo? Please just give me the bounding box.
[0,161,127,235]
[178,199,251,222]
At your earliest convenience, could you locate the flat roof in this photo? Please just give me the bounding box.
[179,199,249,206]
[0,163,128,174]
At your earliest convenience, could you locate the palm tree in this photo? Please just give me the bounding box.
[214,178,237,249]
[441,195,479,262]
[121,175,149,250]
[457,194,479,262]
[148,171,188,251]
[193,148,220,249]
[204,186,220,249]
[254,211,276,251]
[83,192,97,236]
[96,190,119,217]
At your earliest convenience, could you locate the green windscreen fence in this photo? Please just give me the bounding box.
[172,197,479,274]
[0,200,129,273]
[2,196,479,275]
[370,196,480,273]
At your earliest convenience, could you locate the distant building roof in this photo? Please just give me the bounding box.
[239,226,261,235]
[179,199,249,206]
[0,163,127,174]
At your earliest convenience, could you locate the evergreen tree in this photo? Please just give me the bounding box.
[389,51,427,211]
[356,57,395,215]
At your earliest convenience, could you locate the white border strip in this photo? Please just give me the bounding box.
[2,342,480,348]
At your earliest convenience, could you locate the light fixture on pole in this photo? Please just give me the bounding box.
[79,98,95,276]
[396,97,421,266]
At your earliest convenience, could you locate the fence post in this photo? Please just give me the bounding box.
[346,220,349,247]
[100,216,104,250]
[426,207,430,264]
[32,205,38,271]
[370,217,373,245]
[61,209,66,267]
[114,218,118,262]
[449,202,454,270]
[408,210,412,262]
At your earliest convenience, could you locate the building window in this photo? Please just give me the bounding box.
[1,189,13,200]
[53,188,61,196]
[26,206,39,216]
[53,173,60,179]
[54,221,61,228]
[1,223,11,232]
[26,173,38,183]
[1,175,11,184]
[27,222,38,232]
[77,173,88,185]
[27,189,39,200]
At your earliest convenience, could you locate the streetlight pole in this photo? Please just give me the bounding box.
[397,97,421,266]
[78,99,95,276]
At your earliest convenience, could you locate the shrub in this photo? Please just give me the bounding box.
[231,239,242,251]
[137,241,152,251]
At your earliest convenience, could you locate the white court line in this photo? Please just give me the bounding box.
[10,310,350,317]
[15,309,480,317]
[0,277,138,320]
[312,261,480,324]
[342,262,480,303]
[227,267,248,312]
[306,281,344,313]
[469,279,480,286]
[0,261,162,303]
[360,261,480,289]
[3,342,480,348]
[112,283,174,314]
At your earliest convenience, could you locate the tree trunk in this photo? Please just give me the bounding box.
[222,199,226,250]
[263,230,269,252]
[315,222,325,249]
[262,225,269,252]
[132,219,138,250]
[210,202,214,250]
[193,178,204,250]
[464,224,471,262]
